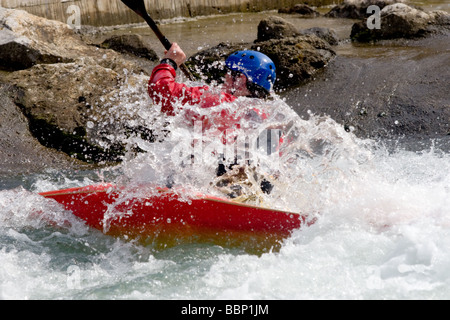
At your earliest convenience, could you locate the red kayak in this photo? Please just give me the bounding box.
[40,183,310,252]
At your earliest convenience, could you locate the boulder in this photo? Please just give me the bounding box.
[256,15,302,42]
[0,7,156,163]
[186,15,335,89]
[0,8,76,71]
[252,36,335,89]
[6,61,125,162]
[300,27,340,45]
[325,0,403,19]
[187,34,335,90]
[351,3,450,41]
[100,34,158,61]
[0,7,97,71]
[278,4,321,17]
[0,83,86,175]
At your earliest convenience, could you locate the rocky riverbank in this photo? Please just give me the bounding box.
[0,7,158,169]
[0,2,449,175]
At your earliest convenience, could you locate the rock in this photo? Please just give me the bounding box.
[430,10,450,26]
[6,62,125,162]
[252,36,335,89]
[0,7,148,73]
[187,33,335,90]
[0,7,112,71]
[187,15,336,90]
[1,7,156,163]
[300,27,340,45]
[186,42,250,83]
[325,0,403,19]
[278,4,321,17]
[350,4,450,41]
[256,16,302,42]
[0,83,87,176]
[0,7,76,71]
[100,34,158,61]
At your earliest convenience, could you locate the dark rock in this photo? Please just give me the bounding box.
[252,36,335,89]
[101,34,158,61]
[256,16,302,42]
[0,8,78,71]
[1,7,154,163]
[278,4,321,17]
[300,27,340,45]
[5,62,128,163]
[351,4,450,41]
[187,33,335,90]
[0,83,87,175]
[325,0,401,19]
[186,42,250,83]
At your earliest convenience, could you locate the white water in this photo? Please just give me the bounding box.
[1,70,449,300]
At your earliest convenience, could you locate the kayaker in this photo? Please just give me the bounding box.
[148,43,277,196]
[148,42,276,116]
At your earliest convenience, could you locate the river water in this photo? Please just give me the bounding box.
[1,3,450,300]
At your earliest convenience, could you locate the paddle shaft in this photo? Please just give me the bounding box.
[120,0,194,80]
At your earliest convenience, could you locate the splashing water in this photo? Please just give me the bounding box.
[88,72,378,212]
[1,70,449,299]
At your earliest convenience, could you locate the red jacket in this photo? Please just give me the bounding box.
[148,63,244,133]
[148,63,283,152]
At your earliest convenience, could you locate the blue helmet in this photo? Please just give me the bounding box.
[225,50,276,93]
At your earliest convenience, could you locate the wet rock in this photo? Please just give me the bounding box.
[5,62,126,163]
[350,4,450,41]
[100,34,158,61]
[278,4,321,17]
[186,42,250,83]
[325,0,403,19]
[1,7,155,163]
[252,36,336,89]
[300,27,340,45]
[0,83,87,176]
[256,15,302,42]
[188,16,335,89]
[187,34,335,90]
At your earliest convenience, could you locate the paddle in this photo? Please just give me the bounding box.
[120,0,195,80]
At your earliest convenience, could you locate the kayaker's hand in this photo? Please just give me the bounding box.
[164,43,186,68]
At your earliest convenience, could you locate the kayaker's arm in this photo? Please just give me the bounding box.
[148,62,210,116]
[148,43,236,116]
